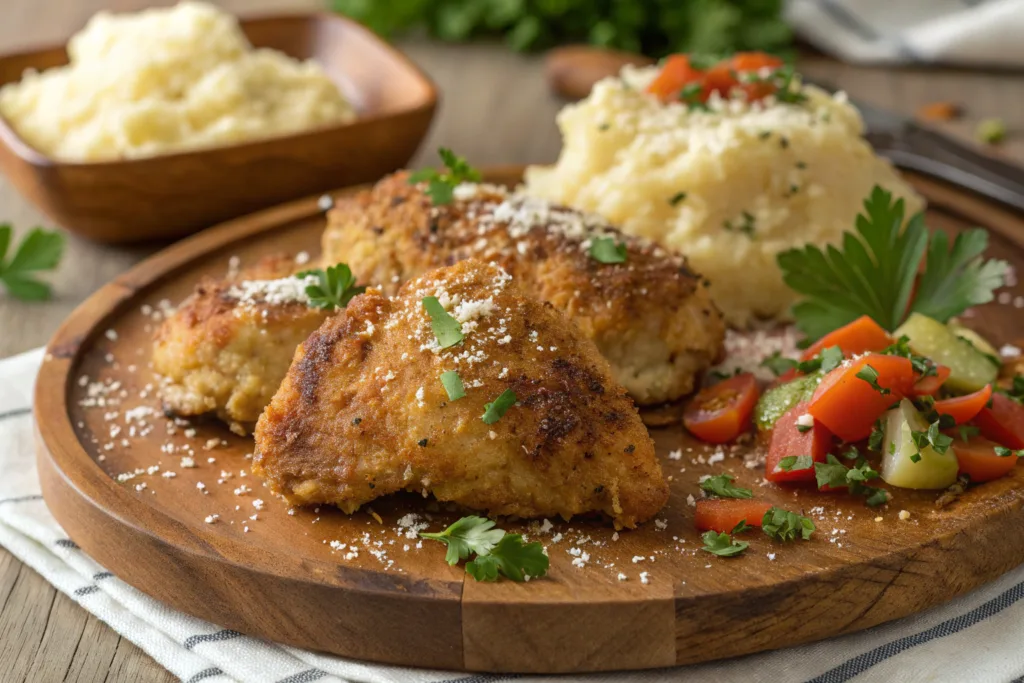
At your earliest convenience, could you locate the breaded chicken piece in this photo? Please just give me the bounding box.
[253,260,668,528]
[152,255,330,434]
[321,172,725,405]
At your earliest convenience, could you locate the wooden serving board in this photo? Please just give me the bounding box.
[34,168,1024,674]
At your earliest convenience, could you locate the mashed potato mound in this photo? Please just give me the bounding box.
[525,67,923,327]
[0,1,356,162]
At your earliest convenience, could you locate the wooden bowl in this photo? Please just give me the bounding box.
[0,13,438,244]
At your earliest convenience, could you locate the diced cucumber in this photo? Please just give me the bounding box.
[948,320,1000,360]
[880,399,959,490]
[893,313,998,393]
[754,371,823,431]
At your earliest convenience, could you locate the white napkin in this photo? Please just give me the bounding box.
[786,0,1024,67]
[4,347,1024,683]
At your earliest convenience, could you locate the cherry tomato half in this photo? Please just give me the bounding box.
[684,373,760,443]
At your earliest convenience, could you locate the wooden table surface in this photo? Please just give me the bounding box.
[1,1,1022,681]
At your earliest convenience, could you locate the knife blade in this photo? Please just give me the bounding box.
[822,86,1024,214]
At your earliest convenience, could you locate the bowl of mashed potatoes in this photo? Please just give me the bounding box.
[0,2,437,243]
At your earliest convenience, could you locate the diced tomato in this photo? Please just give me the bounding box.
[911,365,951,397]
[933,384,992,424]
[684,373,760,443]
[730,52,784,73]
[646,54,703,102]
[700,62,737,99]
[974,393,1024,449]
[765,402,833,484]
[800,315,893,362]
[646,52,785,104]
[952,435,1018,482]
[694,499,774,533]
[808,354,914,442]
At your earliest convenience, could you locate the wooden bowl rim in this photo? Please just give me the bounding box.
[0,11,439,170]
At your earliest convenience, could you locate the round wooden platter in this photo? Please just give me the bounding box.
[34,167,1024,674]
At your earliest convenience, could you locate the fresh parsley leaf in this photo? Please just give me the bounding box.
[882,335,936,378]
[761,507,815,541]
[724,211,756,238]
[910,420,953,457]
[701,530,748,557]
[407,147,482,205]
[482,388,517,424]
[760,351,797,377]
[699,474,753,499]
[856,364,890,395]
[994,447,1024,458]
[422,296,464,348]
[589,237,627,264]
[814,454,883,505]
[997,375,1024,404]
[864,488,890,507]
[731,519,754,535]
[465,533,549,582]
[419,515,505,565]
[796,424,812,433]
[297,263,365,310]
[669,192,688,206]
[0,225,65,301]
[914,229,1009,323]
[440,371,465,401]
[679,82,709,111]
[778,454,813,472]
[792,346,843,375]
[421,516,549,582]
[814,454,849,489]
[778,186,1007,341]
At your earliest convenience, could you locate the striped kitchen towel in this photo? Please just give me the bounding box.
[3,346,1024,683]
[786,0,1024,67]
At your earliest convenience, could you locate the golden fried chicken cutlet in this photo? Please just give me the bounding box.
[152,255,331,434]
[322,172,725,405]
[253,260,668,528]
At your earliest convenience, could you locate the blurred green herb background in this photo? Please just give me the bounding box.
[330,0,791,56]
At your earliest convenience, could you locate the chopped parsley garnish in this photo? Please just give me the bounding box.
[420,516,548,582]
[724,211,756,238]
[298,263,365,310]
[910,420,954,458]
[796,424,812,434]
[882,336,936,378]
[700,530,748,557]
[407,147,482,205]
[761,507,815,541]
[778,454,813,472]
[760,351,797,377]
[699,474,753,499]
[440,371,465,401]
[997,375,1024,404]
[482,388,517,424]
[856,364,890,395]
[589,237,628,264]
[422,296,464,348]
[777,186,1008,341]
[994,447,1024,458]
[781,346,844,375]
[669,192,688,206]
[868,419,886,452]
[679,82,709,111]
[813,453,886,506]
[731,519,753,535]
[0,225,65,301]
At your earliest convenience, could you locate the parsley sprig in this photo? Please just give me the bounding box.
[761,507,815,541]
[778,186,1009,341]
[408,148,482,205]
[701,527,749,557]
[420,516,549,582]
[297,263,365,310]
[814,454,888,506]
[760,345,842,378]
[699,474,753,499]
[0,225,64,301]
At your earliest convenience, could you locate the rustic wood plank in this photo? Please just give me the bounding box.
[64,610,121,683]
[24,590,88,682]
[104,636,176,683]
[0,560,59,680]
